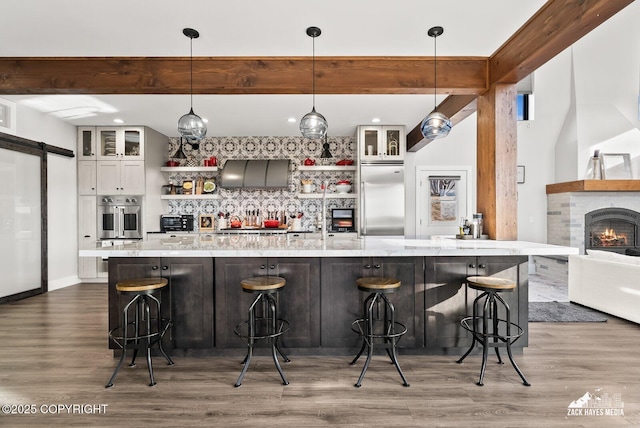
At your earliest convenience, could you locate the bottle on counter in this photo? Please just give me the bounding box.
[473,213,483,238]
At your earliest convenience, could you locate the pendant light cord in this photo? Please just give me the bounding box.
[312,34,316,109]
[433,33,437,112]
[190,36,194,110]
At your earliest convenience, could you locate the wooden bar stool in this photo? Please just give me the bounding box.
[457,276,530,386]
[350,277,409,387]
[106,277,174,388]
[233,276,290,387]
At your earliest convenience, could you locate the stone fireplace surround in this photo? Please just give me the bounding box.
[538,180,640,280]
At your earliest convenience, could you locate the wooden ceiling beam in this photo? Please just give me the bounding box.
[0,56,487,95]
[490,0,635,84]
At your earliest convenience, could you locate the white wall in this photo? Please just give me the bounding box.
[15,104,78,291]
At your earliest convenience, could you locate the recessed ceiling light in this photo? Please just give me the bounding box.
[288,117,296,123]
[113,118,124,124]
[371,118,381,123]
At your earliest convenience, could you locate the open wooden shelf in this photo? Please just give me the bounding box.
[546,180,640,194]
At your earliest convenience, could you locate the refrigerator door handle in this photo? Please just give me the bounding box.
[360,180,366,234]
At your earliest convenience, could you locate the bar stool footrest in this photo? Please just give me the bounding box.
[351,319,407,340]
[460,316,524,342]
[233,318,290,343]
[108,319,172,350]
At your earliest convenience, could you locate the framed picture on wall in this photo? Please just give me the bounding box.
[601,153,632,179]
[199,214,215,231]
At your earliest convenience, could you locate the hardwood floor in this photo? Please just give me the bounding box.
[1,283,639,427]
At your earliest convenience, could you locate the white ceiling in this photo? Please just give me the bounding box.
[0,0,547,137]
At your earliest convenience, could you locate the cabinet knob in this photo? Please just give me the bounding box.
[479,264,486,269]
[373,264,381,269]
[469,264,476,269]
[270,265,276,270]
[260,265,266,269]
[162,266,168,271]
[152,266,158,270]
[364,264,371,269]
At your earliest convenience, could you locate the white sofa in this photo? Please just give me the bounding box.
[569,250,640,324]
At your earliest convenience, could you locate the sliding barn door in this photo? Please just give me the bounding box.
[0,137,46,301]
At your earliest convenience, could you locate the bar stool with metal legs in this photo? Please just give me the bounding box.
[233,276,290,387]
[350,277,410,388]
[106,277,174,388]
[457,276,530,386]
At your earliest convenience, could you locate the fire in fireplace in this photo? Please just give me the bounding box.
[585,208,639,254]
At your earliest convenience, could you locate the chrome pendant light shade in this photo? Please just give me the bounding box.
[178,28,207,142]
[421,111,452,139]
[300,107,328,140]
[300,26,328,140]
[178,107,207,142]
[421,26,451,140]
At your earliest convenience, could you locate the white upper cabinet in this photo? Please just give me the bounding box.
[77,127,97,160]
[96,127,144,160]
[96,160,145,195]
[357,125,405,162]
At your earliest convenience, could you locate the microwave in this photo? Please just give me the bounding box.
[331,208,355,232]
[161,214,194,232]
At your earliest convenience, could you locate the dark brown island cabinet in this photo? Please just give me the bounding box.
[107,255,528,355]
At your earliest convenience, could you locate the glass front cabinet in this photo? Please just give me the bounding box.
[97,127,144,160]
[77,127,97,160]
[357,125,405,162]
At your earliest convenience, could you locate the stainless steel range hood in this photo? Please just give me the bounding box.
[220,159,290,188]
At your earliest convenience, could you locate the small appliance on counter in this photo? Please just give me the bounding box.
[160,214,194,232]
[331,208,355,232]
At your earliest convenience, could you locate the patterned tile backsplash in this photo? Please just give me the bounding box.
[165,136,356,231]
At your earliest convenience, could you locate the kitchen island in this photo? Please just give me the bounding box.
[80,235,577,356]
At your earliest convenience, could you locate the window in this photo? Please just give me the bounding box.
[517,94,534,121]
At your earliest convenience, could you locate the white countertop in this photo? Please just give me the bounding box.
[79,235,579,258]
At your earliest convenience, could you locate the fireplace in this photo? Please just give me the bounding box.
[585,208,640,254]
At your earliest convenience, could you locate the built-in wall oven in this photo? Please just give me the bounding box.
[98,196,142,240]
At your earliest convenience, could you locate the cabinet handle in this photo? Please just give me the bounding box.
[152,266,158,270]
[162,266,168,270]
[469,264,476,269]
[373,264,381,269]
[364,264,371,269]
[84,235,91,238]
[270,265,276,270]
[260,265,266,269]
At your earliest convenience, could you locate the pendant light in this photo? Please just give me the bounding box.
[178,28,207,142]
[320,135,332,159]
[300,26,328,140]
[171,138,188,159]
[420,26,452,139]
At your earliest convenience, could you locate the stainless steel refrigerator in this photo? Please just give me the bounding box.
[358,163,405,236]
